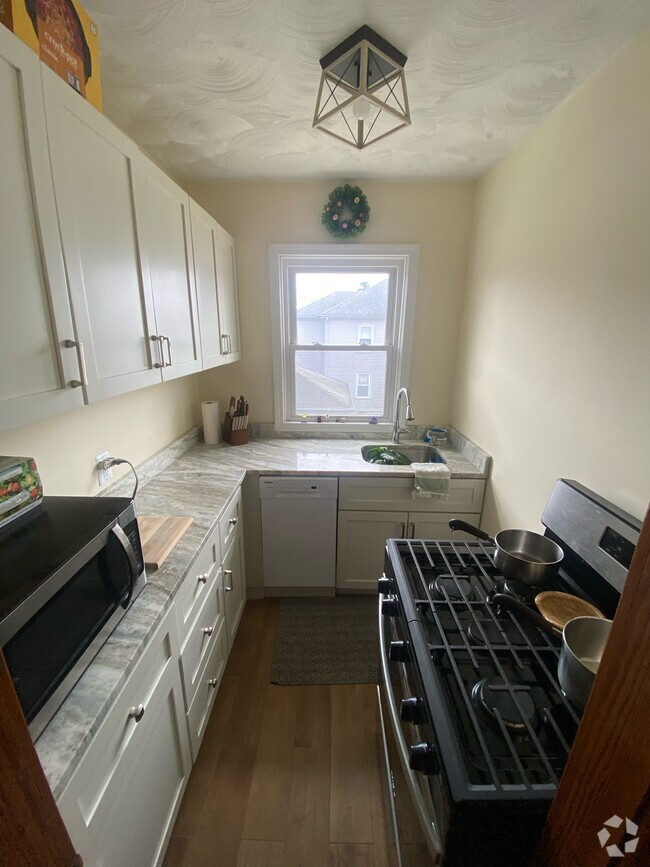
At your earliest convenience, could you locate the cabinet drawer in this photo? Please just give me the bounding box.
[186,618,228,760]
[174,524,221,638]
[338,476,485,514]
[219,488,242,554]
[179,570,225,709]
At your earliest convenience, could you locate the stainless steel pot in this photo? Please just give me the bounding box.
[449,519,564,586]
[490,593,613,710]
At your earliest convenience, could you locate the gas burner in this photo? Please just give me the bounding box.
[430,575,474,602]
[496,578,540,604]
[472,679,537,733]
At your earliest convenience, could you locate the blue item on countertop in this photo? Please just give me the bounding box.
[424,427,447,443]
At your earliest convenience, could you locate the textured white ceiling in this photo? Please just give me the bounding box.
[83,0,650,180]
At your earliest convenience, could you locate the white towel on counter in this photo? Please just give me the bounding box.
[411,462,451,500]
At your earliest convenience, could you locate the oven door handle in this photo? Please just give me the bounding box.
[111,524,138,609]
[378,595,443,856]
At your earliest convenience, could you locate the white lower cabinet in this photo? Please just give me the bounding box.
[175,487,246,757]
[336,476,486,591]
[223,525,246,651]
[57,605,191,867]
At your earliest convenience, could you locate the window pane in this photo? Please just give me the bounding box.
[295,350,386,416]
[295,273,389,346]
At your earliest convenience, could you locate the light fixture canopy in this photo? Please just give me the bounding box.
[313,25,410,150]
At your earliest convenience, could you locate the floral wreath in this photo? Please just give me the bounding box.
[322,184,370,239]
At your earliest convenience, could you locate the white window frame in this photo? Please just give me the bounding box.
[269,244,419,434]
[355,372,371,398]
[358,324,374,345]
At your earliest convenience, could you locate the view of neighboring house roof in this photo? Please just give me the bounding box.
[295,366,355,412]
[297,279,388,318]
[297,291,356,317]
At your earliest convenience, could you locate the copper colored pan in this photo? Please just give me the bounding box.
[534,591,605,630]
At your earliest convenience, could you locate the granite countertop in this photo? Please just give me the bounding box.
[36,432,490,798]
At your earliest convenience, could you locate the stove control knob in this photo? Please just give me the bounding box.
[409,743,439,776]
[377,575,392,595]
[390,641,410,663]
[401,697,425,724]
[381,596,399,617]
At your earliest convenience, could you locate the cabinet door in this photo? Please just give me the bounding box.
[222,530,246,651]
[189,200,224,369]
[215,224,241,361]
[337,510,408,592]
[410,513,482,541]
[57,609,191,867]
[0,29,84,431]
[135,163,201,380]
[43,68,160,402]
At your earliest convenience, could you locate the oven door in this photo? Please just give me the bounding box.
[378,594,445,866]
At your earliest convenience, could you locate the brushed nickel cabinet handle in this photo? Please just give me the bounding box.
[64,339,88,387]
[221,334,228,355]
[164,335,172,366]
[150,335,165,368]
[197,574,208,585]
[159,335,172,366]
[229,517,237,526]
[409,523,415,538]
[128,704,145,722]
[224,569,233,592]
[202,626,214,636]
[400,523,406,538]
[208,678,218,688]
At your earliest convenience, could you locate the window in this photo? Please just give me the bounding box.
[358,325,373,345]
[269,245,419,431]
[356,372,371,398]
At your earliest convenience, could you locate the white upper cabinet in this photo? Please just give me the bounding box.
[215,224,241,362]
[0,29,84,430]
[42,67,160,402]
[190,200,241,368]
[134,163,202,380]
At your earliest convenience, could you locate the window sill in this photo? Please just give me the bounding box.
[274,421,394,437]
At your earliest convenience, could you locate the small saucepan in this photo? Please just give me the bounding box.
[491,593,613,710]
[449,519,564,586]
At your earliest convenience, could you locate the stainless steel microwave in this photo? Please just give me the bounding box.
[0,496,146,739]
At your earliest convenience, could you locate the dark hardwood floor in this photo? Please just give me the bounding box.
[164,599,390,867]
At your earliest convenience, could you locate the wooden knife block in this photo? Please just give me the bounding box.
[223,412,249,445]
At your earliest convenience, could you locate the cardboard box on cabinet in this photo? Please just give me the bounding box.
[0,0,102,110]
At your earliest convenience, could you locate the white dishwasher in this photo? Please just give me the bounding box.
[260,476,338,591]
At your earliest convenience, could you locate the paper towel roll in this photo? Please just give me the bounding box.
[201,401,221,445]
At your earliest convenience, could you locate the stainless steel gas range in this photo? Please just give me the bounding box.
[377,479,641,867]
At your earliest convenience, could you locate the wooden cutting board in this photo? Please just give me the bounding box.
[138,515,193,570]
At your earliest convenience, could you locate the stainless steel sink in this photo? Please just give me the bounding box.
[361,444,447,465]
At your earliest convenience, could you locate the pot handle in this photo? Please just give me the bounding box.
[489,592,560,636]
[449,519,494,544]
[488,593,562,635]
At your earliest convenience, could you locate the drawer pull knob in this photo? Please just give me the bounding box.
[208,678,218,688]
[224,569,233,592]
[197,574,208,584]
[128,704,145,723]
[229,517,238,526]
[202,626,214,636]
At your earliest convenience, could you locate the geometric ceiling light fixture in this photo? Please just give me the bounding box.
[313,25,410,150]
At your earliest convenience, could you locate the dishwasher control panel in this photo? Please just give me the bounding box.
[259,477,338,498]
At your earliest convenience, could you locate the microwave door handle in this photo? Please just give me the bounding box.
[110,524,138,608]
[378,595,443,857]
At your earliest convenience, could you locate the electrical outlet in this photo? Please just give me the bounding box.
[96,452,113,486]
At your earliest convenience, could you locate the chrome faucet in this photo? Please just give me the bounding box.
[392,387,415,443]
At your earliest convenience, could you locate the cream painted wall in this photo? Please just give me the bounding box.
[0,377,200,495]
[183,180,476,426]
[452,28,650,531]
